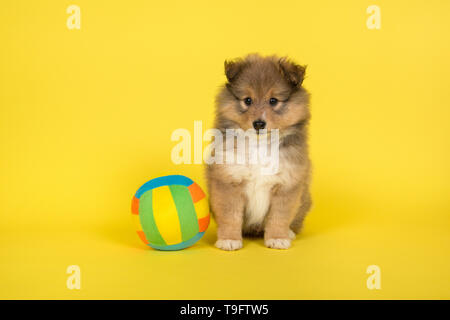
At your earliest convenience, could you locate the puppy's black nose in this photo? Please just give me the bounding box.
[253,120,266,130]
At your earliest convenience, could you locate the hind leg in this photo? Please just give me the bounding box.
[289,189,312,235]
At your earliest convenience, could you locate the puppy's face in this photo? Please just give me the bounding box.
[216,54,310,134]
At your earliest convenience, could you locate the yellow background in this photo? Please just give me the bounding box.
[1,0,449,299]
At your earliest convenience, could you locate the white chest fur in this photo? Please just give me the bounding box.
[223,151,295,227]
[243,165,278,226]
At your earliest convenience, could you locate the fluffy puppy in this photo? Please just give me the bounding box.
[206,53,312,250]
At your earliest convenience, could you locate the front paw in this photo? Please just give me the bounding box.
[215,239,243,251]
[265,238,291,249]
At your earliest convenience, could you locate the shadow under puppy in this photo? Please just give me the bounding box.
[206,53,312,250]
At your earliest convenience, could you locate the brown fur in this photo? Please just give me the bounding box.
[206,53,312,250]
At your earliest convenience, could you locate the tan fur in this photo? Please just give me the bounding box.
[206,54,312,250]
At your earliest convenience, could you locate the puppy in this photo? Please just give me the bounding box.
[206,54,312,250]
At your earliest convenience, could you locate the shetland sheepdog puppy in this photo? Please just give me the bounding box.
[206,54,312,250]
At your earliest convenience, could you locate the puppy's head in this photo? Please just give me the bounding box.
[216,54,310,134]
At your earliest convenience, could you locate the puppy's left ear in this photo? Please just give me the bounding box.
[278,58,306,87]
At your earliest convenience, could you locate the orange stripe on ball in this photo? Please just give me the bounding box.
[188,183,205,203]
[198,215,210,232]
[136,230,149,244]
[131,196,139,214]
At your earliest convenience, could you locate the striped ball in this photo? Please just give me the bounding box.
[131,175,210,250]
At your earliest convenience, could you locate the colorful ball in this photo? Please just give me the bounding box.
[131,175,210,250]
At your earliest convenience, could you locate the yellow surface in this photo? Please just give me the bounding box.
[0,0,449,299]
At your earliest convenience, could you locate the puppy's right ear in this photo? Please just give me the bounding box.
[224,59,245,82]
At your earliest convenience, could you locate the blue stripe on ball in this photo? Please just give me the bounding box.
[135,175,194,199]
[147,231,205,251]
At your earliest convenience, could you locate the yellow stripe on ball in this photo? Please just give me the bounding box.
[152,186,182,245]
[194,198,209,219]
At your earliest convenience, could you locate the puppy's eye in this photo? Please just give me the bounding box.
[243,97,252,106]
[269,98,278,106]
